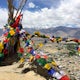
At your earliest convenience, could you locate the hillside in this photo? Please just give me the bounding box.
[24,26,80,38]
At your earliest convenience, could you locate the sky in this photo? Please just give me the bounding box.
[0,0,80,28]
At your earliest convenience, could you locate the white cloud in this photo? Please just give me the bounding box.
[0,0,80,29]
[22,0,80,28]
[0,8,8,28]
[56,0,80,26]
[28,2,36,8]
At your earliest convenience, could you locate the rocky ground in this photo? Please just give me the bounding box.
[0,38,80,80]
[40,40,80,80]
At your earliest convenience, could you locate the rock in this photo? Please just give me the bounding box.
[70,76,76,80]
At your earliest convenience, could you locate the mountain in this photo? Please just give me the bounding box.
[39,26,80,38]
[25,26,80,39]
[0,26,80,38]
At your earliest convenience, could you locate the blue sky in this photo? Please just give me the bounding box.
[0,0,7,8]
[0,0,80,28]
[0,0,61,10]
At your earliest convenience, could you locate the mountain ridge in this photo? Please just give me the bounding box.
[0,26,80,38]
[24,26,80,38]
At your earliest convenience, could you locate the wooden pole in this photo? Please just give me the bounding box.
[7,0,14,23]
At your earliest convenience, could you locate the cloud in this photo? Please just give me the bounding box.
[22,0,80,28]
[27,0,61,9]
[28,2,36,8]
[0,8,8,28]
[23,8,57,28]
[0,0,80,29]
[55,0,80,27]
